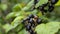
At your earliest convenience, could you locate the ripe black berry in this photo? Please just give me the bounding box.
[22,20,26,24]
[28,18,34,24]
[34,15,38,19]
[26,24,31,31]
[26,17,31,20]
[36,19,42,24]
[48,4,54,12]
[51,0,58,4]
[39,6,44,11]
[34,0,38,5]
[29,30,36,34]
[22,14,42,34]
[29,14,34,18]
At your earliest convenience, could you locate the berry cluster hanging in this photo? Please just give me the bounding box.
[22,0,58,34]
[22,14,42,34]
[34,0,58,14]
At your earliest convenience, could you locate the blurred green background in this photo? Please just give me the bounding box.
[0,0,60,34]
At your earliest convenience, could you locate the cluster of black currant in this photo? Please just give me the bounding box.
[22,14,42,34]
[21,0,59,34]
[34,0,58,14]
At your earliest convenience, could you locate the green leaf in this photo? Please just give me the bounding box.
[15,11,32,17]
[12,4,22,12]
[35,0,48,8]
[11,16,25,27]
[14,24,24,32]
[54,6,60,15]
[15,11,26,16]
[19,0,30,4]
[1,4,7,11]
[18,29,28,34]
[55,0,60,6]
[3,24,13,33]
[37,11,42,17]
[3,16,25,33]
[35,22,60,34]
[6,12,16,19]
[31,9,38,14]
[22,0,34,11]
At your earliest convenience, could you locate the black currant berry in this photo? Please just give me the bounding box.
[34,0,38,5]
[29,30,33,34]
[51,0,58,4]
[36,19,42,24]
[28,18,34,24]
[26,17,31,20]
[26,24,31,31]
[31,24,35,27]
[34,15,38,19]
[39,6,44,11]
[39,6,47,13]
[48,4,54,12]
[29,14,34,18]
[29,30,36,34]
[22,20,26,24]
[22,14,39,34]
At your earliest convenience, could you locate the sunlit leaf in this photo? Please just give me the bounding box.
[11,16,25,27]
[31,9,38,14]
[55,0,60,6]
[22,0,34,11]
[6,12,16,19]
[12,4,22,12]
[35,0,48,8]
[35,22,60,34]
[15,11,32,16]
[19,0,30,4]
[1,4,7,11]
[15,11,26,16]
[37,11,42,17]
[18,29,28,34]
[14,24,24,32]
[3,24,13,32]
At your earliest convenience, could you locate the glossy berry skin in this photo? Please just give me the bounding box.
[34,15,38,19]
[29,30,36,34]
[38,6,44,14]
[51,0,58,5]
[29,30,34,34]
[26,24,31,31]
[48,4,54,12]
[22,20,26,24]
[26,17,31,20]
[34,0,38,5]
[31,24,36,28]
[36,19,42,24]
[38,6,44,11]
[28,18,34,24]
[22,17,30,24]
[38,6,47,13]
[26,26,31,31]
[22,14,41,34]
[29,14,34,18]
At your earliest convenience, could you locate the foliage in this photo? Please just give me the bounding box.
[0,0,60,34]
[35,22,60,34]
